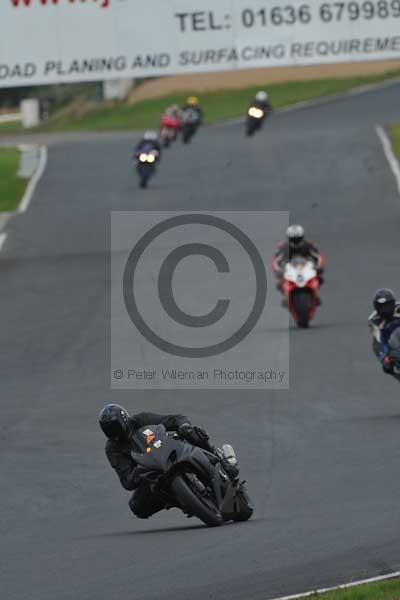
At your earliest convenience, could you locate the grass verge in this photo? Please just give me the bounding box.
[0,121,23,135]
[0,147,29,211]
[26,68,400,133]
[1,68,399,135]
[292,577,400,600]
[389,122,400,158]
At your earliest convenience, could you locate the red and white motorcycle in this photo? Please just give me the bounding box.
[160,115,181,148]
[281,257,320,328]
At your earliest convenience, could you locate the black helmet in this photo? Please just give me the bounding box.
[373,288,396,319]
[99,404,130,440]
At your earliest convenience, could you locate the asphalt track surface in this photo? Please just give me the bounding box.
[2,84,400,600]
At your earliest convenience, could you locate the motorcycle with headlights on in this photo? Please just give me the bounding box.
[135,149,159,188]
[246,106,269,136]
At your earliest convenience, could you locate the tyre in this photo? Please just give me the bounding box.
[137,166,150,189]
[232,505,253,522]
[246,117,259,137]
[171,474,223,527]
[292,290,313,328]
[246,123,255,137]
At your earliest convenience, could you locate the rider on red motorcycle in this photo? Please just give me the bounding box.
[160,104,181,130]
[272,225,325,301]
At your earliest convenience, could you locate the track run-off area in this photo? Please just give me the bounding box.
[1,83,400,600]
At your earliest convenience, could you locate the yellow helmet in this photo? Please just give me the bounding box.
[187,96,199,106]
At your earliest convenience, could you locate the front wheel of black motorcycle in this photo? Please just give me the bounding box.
[171,475,223,527]
[293,290,312,328]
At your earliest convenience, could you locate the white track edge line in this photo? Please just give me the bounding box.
[18,145,48,214]
[376,125,400,197]
[0,233,7,252]
[270,570,400,600]
[0,113,21,124]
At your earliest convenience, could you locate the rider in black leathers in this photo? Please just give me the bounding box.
[134,130,162,159]
[368,288,400,374]
[251,90,273,114]
[181,96,203,124]
[99,404,240,519]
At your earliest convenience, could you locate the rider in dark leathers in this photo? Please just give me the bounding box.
[368,288,400,374]
[181,96,203,124]
[134,130,162,158]
[250,90,273,114]
[99,404,242,519]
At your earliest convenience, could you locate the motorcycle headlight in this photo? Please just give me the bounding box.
[139,153,148,162]
[248,107,264,119]
[147,154,155,163]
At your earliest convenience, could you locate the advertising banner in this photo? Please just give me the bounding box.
[1,0,400,86]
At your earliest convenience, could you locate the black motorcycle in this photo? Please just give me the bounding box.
[246,106,268,137]
[131,424,253,527]
[135,149,159,188]
[181,108,201,144]
[388,327,400,380]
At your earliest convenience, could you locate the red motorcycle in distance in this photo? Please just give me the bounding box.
[281,257,321,328]
[160,114,181,147]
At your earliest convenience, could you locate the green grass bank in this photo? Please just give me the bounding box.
[0,147,28,212]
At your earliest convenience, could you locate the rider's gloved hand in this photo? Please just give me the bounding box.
[178,423,213,451]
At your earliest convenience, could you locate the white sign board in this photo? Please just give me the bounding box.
[1,0,400,87]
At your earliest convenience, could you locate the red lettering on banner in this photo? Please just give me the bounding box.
[10,0,109,8]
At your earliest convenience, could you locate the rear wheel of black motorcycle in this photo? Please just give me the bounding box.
[171,475,223,527]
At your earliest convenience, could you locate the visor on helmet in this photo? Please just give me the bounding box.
[375,299,395,319]
[100,419,127,440]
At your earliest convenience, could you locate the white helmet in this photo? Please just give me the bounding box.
[255,91,268,103]
[286,224,305,247]
[143,130,158,141]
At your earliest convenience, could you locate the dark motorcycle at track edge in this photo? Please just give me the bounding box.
[246,106,269,136]
[131,424,253,527]
[387,327,400,381]
[181,108,201,144]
